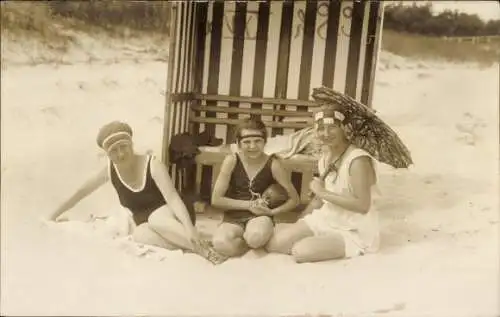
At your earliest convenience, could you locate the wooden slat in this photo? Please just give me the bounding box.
[190,117,311,129]
[192,93,318,107]
[322,1,341,88]
[297,0,317,105]
[206,2,224,137]
[361,1,381,107]
[171,93,194,102]
[273,0,294,136]
[344,0,366,98]
[251,1,271,117]
[191,2,209,135]
[227,2,247,142]
[191,105,313,117]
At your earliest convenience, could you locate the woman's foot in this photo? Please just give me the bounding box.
[192,239,230,265]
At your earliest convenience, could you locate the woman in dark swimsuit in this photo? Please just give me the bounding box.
[211,118,300,257]
[47,121,224,263]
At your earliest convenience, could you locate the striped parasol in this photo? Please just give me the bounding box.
[311,86,413,168]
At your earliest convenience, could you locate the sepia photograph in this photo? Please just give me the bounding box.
[1,0,499,316]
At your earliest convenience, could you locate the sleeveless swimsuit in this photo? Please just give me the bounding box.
[224,153,277,227]
[109,155,167,225]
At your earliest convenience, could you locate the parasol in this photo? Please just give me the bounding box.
[311,86,413,168]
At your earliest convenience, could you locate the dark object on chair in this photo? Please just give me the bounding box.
[196,129,223,147]
[169,131,223,169]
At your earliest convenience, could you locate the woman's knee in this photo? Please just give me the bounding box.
[243,227,273,249]
[132,224,177,249]
[266,222,310,253]
[243,216,274,248]
[212,224,245,256]
[212,230,237,250]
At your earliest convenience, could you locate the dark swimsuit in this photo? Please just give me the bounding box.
[109,156,195,225]
[223,153,277,227]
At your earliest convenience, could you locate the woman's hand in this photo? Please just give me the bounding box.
[309,196,324,209]
[249,199,273,216]
[309,177,325,196]
[185,226,202,249]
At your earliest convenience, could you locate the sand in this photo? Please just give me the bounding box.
[1,33,499,316]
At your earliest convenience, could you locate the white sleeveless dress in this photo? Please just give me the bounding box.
[303,145,380,258]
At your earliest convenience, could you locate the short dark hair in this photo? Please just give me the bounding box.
[234,118,268,143]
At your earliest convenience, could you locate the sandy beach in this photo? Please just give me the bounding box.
[1,30,499,316]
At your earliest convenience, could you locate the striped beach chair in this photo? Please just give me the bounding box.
[162,0,384,203]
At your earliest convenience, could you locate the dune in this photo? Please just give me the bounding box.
[1,31,499,316]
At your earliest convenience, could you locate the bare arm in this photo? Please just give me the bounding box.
[314,156,376,214]
[269,158,300,215]
[211,154,251,211]
[150,156,195,230]
[47,167,109,221]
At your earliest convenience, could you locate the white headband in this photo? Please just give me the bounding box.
[105,139,132,151]
[102,132,132,149]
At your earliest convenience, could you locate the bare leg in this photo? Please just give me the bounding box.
[291,234,345,263]
[265,220,313,254]
[132,223,179,250]
[243,216,274,249]
[148,206,229,265]
[212,222,248,257]
[147,205,193,251]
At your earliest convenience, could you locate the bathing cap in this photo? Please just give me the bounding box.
[96,121,133,150]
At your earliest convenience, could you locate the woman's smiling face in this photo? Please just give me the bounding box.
[315,121,346,147]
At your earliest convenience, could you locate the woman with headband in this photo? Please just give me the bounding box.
[210,118,300,257]
[266,109,380,262]
[47,121,211,258]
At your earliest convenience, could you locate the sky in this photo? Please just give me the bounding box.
[390,1,500,22]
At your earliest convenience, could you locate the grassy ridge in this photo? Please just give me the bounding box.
[381,30,500,64]
[1,1,170,34]
[1,1,499,64]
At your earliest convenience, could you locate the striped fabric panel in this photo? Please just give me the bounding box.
[192,0,382,142]
[361,1,383,106]
[226,2,247,142]
[163,2,197,189]
[247,1,270,122]
[272,0,294,137]
[191,2,209,135]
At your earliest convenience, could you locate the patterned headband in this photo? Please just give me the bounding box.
[314,110,345,123]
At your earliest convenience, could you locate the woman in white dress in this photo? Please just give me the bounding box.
[266,109,380,262]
